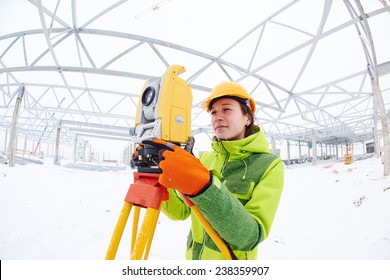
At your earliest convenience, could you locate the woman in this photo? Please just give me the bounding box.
[148,81,284,260]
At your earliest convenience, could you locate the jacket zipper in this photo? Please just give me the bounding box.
[220,142,230,173]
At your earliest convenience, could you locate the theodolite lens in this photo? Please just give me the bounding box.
[141,87,156,106]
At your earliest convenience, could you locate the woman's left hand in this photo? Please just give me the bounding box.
[143,139,211,196]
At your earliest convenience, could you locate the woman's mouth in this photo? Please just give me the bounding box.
[214,125,227,130]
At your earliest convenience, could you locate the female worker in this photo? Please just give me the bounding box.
[148,81,284,260]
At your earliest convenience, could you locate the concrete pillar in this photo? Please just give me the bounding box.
[312,134,317,166]
[31,140,35,157]
[373,109,380,157]
[54,125,61,165]
[325,145,328,159]
[298,141,302,163]
[371,73,390,175]
[8,86,25,167]
[83,141,88,162]
[73,135,78,163]
[23,136,27,157]
[287,140,291,165]
[271,137,276,155]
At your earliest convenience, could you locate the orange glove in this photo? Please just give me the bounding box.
[142,139,211,196]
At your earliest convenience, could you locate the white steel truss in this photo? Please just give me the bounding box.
[0,0,389,149]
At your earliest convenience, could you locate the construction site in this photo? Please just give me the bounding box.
[1,1,390,274]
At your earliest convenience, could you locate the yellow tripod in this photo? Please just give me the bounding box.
[105,171,233,260]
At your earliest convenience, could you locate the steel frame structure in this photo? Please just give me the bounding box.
[1,0,390,151]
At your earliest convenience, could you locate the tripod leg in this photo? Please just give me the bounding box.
[105,201,133,260]
[144,208,161,260]
[131,206,141,252]
[130,207,160,260]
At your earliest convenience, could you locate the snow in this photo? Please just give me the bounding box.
[1,154,390,260]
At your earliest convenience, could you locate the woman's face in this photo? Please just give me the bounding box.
[210,98,250,141]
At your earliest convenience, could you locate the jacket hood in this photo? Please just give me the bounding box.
[211,125,270,161]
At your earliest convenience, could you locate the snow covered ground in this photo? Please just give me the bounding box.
[1,154,390,260]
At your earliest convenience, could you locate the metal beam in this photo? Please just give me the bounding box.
[8,86,25,167]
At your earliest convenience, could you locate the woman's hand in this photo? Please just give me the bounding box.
[143,139,211,196]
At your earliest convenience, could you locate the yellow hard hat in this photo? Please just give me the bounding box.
[201,81,256,113]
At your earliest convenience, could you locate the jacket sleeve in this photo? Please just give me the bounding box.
[189,157,284,251]
[161,188,192,221]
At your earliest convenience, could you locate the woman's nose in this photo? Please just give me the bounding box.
[213,113,223,121]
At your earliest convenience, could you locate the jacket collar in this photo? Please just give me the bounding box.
[211,126,270,160]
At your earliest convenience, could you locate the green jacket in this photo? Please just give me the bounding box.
[161,127,284,260]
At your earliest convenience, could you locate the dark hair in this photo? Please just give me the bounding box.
[209,95,248,111]
[239,102,255,138]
